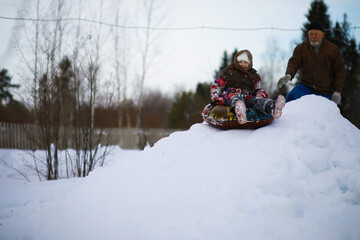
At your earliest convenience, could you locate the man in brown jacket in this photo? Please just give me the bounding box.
[278,22,346,105]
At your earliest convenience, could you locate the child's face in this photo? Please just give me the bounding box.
[238,61,250,71]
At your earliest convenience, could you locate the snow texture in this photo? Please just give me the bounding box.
[1,95,360,240]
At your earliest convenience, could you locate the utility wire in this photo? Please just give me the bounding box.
[0,15,359,32]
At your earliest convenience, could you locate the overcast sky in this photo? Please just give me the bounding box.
[1,0,359,95]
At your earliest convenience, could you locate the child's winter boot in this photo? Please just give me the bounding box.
[266,95,286,119]
[235,100,247,124]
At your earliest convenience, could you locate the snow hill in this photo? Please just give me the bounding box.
[1,95,360,240]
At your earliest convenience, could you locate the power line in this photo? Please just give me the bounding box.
[0,15,359,32]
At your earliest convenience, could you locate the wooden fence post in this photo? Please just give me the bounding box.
[0,121,178,150]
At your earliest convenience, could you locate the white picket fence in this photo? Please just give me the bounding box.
[0,122,178,150]
[0,122,33,149]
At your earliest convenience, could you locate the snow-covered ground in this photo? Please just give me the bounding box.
[1,95,360,240]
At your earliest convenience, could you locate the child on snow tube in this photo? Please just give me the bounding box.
[210,49,286,124]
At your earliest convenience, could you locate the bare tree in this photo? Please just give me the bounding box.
[135,0,169,128]
[13,0,111,180]
[60,0,113,177]
[112,1,134,151]
[136,0,153,130]
[113,3,133,129]
[258,36,287,98]
[33,0,40,114]
[133,0,169,148]
[26,0,70,180]
[114,7,123,128]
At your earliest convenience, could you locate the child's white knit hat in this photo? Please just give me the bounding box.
[236,52,250,64]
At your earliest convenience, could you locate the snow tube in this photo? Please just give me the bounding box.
[202,103,274,130]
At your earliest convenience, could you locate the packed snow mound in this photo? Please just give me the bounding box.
[1,95,360,240]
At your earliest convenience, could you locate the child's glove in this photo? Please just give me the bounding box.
[214,97,225,105]
[277,74,291,88]
[256,91,267,98]
[331,91,341,105]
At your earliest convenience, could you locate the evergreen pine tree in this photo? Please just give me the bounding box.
[167,90,197,129]
[213,48,238,78]
[0,69,31,123]
[214,51,230,78]
[230,48,238,63]
[332,20,348,51]
[0,69,19,106]
[331,16,360,128]
[302,0,332,41]
[339,37,360,127]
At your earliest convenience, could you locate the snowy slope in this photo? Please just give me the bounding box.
[1,95,360,240]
